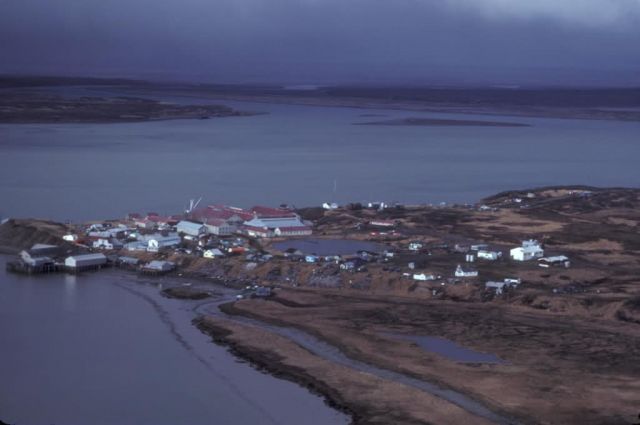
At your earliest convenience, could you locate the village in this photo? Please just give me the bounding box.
[5,192,578,302]
[3,186,640,425]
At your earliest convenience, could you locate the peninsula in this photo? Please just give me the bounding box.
[2,186,640,424]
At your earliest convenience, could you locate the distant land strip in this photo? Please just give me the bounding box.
[354,117,530,127]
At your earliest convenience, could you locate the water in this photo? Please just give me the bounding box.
[1,90,639,222]
[387,334,504,364]
[0,256,349,425]
[272,238,385,255]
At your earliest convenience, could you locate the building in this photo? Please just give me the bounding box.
[177,221,208,237]
[62,234,78,242]
[147,235,181,252]
[408,242,423,251]
[370,220,395,228]
[19,250,54,267]
[243,216,312,238]
[477,250,502,261]
[538,256,570,268]
[455,264,478,278]
[142,260,175,272]
[202,219,235,236]
[486,278,521,295]
[203,248,225,258]
[28,244,61,257]
[92,238,123,250]
[322,202,339,210]
[65,253,107,270]
[413,273,436,281]
[510,240,544,261]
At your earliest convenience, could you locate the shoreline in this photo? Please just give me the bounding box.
[3,184,640,424]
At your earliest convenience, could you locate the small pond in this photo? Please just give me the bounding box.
[389,334,505,364]
[273,238,386,256]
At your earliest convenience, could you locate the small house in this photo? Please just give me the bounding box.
[477,250,502,261]
[305,255,319,263]
[538,256,570,268]
[203,248,225,259]
[413,273,436,281]
[454,264,478,278]
[510,240,544,261]
[408,242,423,251]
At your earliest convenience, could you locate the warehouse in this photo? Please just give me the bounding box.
[65,253,107,271]
[177,220,208,237]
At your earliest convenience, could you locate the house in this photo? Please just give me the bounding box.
[538,256,570,268]
[322,202,339,210]
[305,255,319,263]
[486,278,521,295]
[470,244,489,251]
[62,234,78,242]
[370,219,395,228]
[203,248,225,258]
[408,242,423,251]
[413,273,436,281]
[485,281,508,295]
[177,221,208,237]
[454,264,478,278]
[65,253,107,270]
[510,240,544,261]
[92,238,123,250]
[477,250,502,261]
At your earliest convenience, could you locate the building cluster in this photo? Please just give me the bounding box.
[403,237,569,296]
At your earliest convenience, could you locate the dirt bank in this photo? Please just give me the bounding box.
[194,315,496,425]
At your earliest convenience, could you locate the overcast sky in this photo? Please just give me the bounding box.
[1,0,639,86]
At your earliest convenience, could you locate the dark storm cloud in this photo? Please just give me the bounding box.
[0,0,639,85]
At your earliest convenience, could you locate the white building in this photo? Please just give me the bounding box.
[455,264,478,278]
[477,250,502,261]
[63,234,78,242]
[177,221,208,237]
[147,236,181,252]
[413,273,436,281]
[538,256,570,268]
[65,253,107,269]
[510,240,544,261]
[243,217,312,238]
[322,202,339,210]
[203,248,225,258]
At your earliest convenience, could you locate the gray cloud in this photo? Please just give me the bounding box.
[1,0,639,85]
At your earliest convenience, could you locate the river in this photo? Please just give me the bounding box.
[0,256,349,425]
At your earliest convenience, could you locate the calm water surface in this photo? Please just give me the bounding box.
[0,256,349,425]
[1,91,639,221]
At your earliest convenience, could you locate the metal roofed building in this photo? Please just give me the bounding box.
[65,253,107,269]
[177,221,208,237]
[242,216,312,238]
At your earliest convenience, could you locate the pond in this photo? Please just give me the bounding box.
[389,334,505,364]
